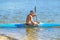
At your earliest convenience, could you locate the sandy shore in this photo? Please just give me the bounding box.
[0,34,18,40]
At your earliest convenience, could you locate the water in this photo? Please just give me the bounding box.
[0,28,60,40]
[0,0,60,40]
[0,0,60,23]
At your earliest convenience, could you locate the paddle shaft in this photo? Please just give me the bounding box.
[35,6,38,22]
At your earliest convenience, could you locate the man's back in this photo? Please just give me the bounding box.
[26,15,32,24]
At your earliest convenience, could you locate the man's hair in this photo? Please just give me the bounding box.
[29,10,36,16]
[30,10,34,13]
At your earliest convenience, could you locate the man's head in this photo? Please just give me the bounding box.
[29,10,36,17]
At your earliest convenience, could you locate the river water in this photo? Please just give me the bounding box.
[0,28,60,40]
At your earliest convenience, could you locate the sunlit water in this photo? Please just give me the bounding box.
[0,27,60,40]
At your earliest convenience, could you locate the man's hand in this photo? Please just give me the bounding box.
[31,21,40,25]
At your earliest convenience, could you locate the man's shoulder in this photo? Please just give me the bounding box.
[27,15,32,17]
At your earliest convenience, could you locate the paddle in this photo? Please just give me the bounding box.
[34,6,39,24]
[35,6,37,22]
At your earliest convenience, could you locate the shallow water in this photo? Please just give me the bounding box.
[0,27,60,40]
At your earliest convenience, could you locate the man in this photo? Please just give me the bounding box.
[26,10,39,25]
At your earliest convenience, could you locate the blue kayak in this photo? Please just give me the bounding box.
[0,23,60,28]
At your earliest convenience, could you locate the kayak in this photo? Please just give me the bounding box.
[0,23,60,28]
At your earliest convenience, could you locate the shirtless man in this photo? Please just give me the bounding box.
[26,10,39,25]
